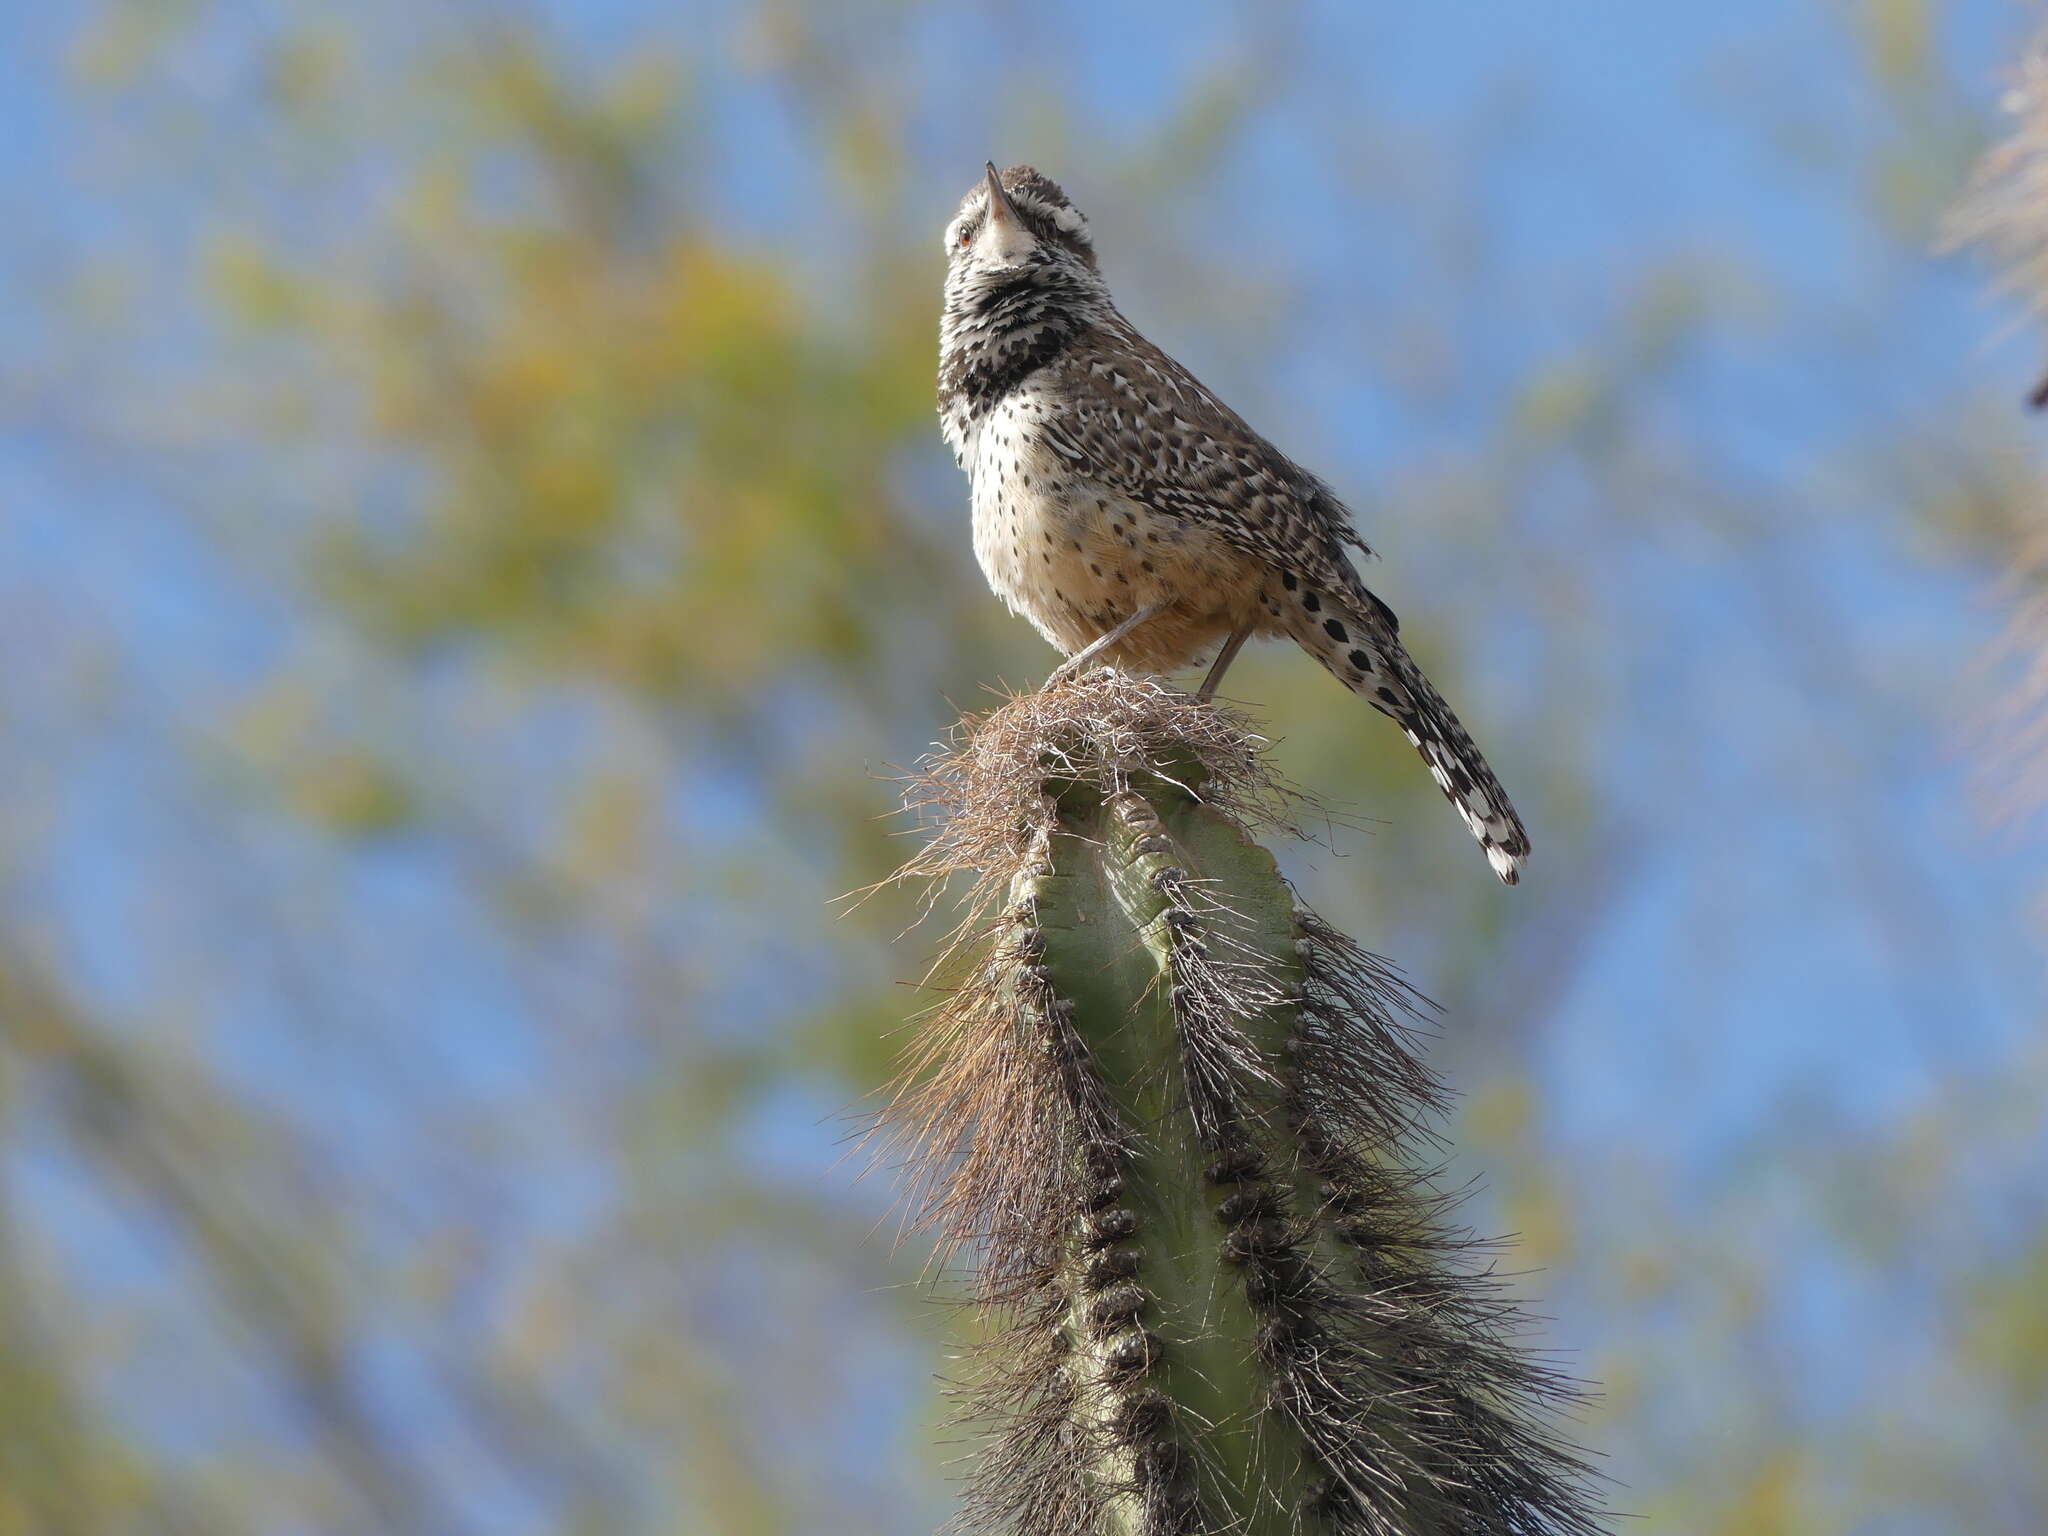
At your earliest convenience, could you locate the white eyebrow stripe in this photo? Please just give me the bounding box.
[1021,199,1086,235]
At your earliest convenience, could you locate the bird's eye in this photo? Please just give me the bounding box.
[957,225,973,248]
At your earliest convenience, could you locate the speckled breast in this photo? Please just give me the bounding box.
[968,387,1264,674]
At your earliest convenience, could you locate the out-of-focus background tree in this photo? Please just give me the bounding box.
[1,1,2045,1531]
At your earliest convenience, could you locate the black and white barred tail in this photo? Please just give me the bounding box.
[1281,586,1530,884]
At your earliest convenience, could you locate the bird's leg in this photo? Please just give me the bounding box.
[1043,602,1171,690]
[1196,625,1253,703]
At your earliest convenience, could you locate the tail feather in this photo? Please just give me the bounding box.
[1280,582,1530,884]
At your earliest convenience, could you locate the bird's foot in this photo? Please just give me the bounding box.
[1041,659,1119,692]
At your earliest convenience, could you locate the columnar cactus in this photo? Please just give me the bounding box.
[891,673,1603,1536]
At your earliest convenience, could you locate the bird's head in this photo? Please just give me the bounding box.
[943,163,1099,294]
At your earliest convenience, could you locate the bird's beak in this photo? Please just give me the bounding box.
[984,161,1023,231]
[974,161,1037,265]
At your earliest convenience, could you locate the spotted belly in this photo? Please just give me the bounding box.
[969,428,1263,675]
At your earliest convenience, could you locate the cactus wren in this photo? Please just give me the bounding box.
[937,164,1530,884]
